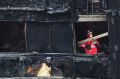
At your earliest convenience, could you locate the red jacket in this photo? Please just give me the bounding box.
[81,33,99,55]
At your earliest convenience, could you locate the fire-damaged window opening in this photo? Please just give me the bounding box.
[26,22,74,53]
[0,21,26,52]
[75,22,109,55]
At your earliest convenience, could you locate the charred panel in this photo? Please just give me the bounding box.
[75,56,109,79]
[0,57,20,77]
[110,53,120,79]
[109,11,120,79]
[26,22,74,53]
[109,11,120,54]
[50,23,74,53]
[26,22,50,53]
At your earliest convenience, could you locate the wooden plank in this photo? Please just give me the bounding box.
[78,32,108,44]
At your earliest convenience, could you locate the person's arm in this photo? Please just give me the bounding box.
[80,43,86,48]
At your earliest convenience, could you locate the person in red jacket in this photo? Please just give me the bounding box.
[80,30,99,55]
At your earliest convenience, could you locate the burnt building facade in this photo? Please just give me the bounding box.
[0,0,118,79]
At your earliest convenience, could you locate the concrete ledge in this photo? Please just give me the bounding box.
[78,15,107,22]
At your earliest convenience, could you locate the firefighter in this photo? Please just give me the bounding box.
[80,30,99,55]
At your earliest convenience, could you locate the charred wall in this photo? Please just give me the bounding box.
[108,0,120,78]
[0,53,74,77]
[109,12,120,79]
[0,0,74,22]
[0,53,108,78]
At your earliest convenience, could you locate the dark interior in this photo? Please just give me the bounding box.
[0,21,26,52]
[0,21,74,53]
[26,22,74,53]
